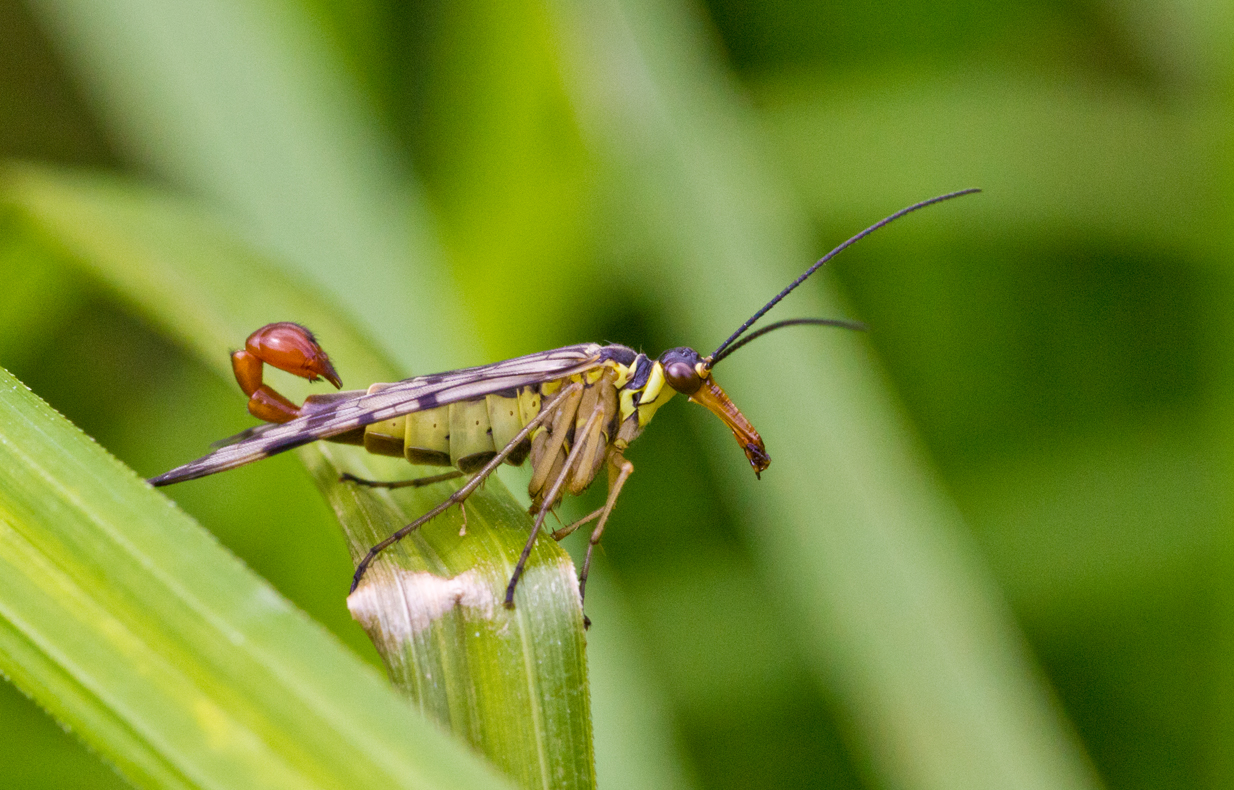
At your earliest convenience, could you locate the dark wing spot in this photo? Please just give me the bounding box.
[265,435,319,455]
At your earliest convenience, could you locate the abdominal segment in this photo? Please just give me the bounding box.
[361,384,543,473]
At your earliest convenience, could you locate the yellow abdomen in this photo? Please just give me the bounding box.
[361,384,543,473]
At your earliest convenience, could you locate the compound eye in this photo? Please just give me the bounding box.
[663,360,702,395]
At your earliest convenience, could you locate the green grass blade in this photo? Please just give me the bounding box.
[2,164,593,789]
[317,452,595,790]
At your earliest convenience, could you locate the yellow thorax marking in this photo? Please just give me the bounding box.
[641,362,666,404]
[636,363,676,426]
[615,361,677,427]
[606,358,633,388]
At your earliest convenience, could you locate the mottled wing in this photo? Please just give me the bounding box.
[149,343,605,486]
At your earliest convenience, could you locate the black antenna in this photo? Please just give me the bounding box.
[708,188,980,363]
[710,318,866,366]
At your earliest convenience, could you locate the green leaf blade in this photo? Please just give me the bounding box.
[311,448,596,789]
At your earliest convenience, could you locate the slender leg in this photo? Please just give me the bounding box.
[551,506,603,541]
[528,387,583,498]
[504,405,605,608]
[578,453,634,608]
[349,382,582,592]
[340,470,464,489]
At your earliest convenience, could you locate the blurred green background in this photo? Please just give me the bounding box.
[0,0,1230,788]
